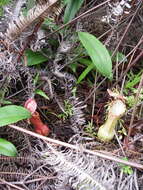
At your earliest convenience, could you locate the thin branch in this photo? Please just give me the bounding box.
[117,49,143,83]
[41,0,111,39]
[113,37,143,87]
[0,178,24,190]
[111,4,141,58]
[8,124,143,170]
[84,77,106,103]
[126,73,143,145]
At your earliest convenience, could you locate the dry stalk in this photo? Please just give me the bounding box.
[126,73,143,145]
[8,124,143,170]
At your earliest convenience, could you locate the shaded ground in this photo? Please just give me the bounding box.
[0,0,143,189]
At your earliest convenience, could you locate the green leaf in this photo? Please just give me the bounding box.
[78,32,113,79]
[0,7,3,16]
[0,138,17,157]
[69,63,78,73]
[77,64,94,84]
[78,58,94,67]
[119,157,133,175]
[125,71,142,89]
[64,0,84,23]
[0,100,12,105]
[35,89,49,100]
[25,49,48,66]
[0,0,11,16]
[0,105,31,127]
[0,0,11,6]
[63,0,69,5]
[33,72,40,86]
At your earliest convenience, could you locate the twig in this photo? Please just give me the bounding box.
[126,73,143,145]
[35,179,47,190]
[24,176,55,184]
[41,0,111,40]
[0,178,24,190]
[84,77,106,103]
[122,49,143,77]
[8,124,143,170]
[113,135,143,154]
[90,72,97,126]
[115,35,143,69]
[23,163,48,182]
[6,87,28,99]
[0,171,44,178]
[111,4,141,58]
[85,36,143,102]
[113,42,143,87]
[0,177,55,186]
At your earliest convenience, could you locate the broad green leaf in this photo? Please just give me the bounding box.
[64,0,84,23]
[0,138,17,157]
[78,32,113,79]
[35,89,49,100]
[25,49,48,66]
[0,105,31,127]
[77,64,94,84]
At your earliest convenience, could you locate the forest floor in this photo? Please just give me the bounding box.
[0,0,143,190]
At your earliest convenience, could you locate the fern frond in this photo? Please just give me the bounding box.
[39,146,116,190]
[5,0,60,41]
[11,0,26,22]
[36,142,139,190]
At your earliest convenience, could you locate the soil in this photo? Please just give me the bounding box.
[0,0,143,190]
